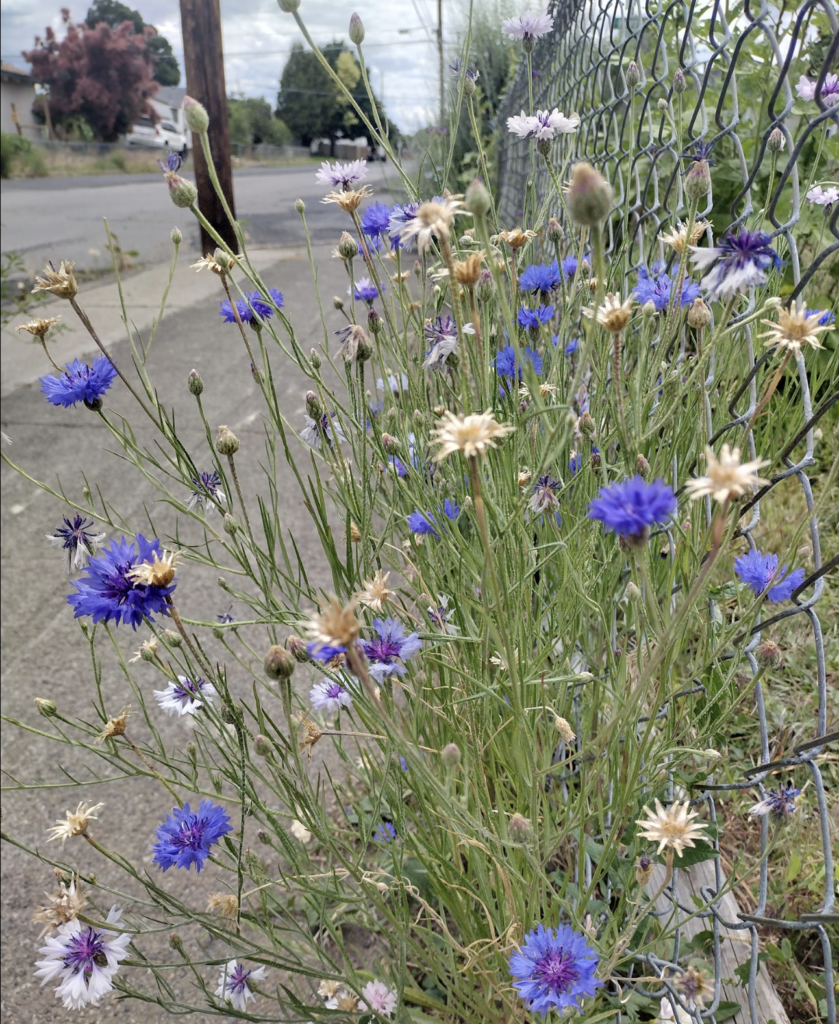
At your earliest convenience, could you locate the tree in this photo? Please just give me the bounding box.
[276,40,396,148]
[24,11,159,142]
[228,96,291,147]
[86,0,180,85]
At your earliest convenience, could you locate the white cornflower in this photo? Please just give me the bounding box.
[427,594,459,634]
[215,960,267,1013]
[506,108,580,140]
[431,409,515,461]
[34,906,131,1009]
[684,444,769,503]
[501,11,554,41]
[361,979,398,1017]
[47,801,104,844]
[635,799,709,858]
[153,675,217,717]
[805,185,839,207]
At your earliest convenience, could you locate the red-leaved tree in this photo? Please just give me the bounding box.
[24,8,159,142]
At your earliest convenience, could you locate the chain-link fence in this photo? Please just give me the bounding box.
[497,2,837,1022]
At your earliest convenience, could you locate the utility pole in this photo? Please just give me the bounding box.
[179,0,237,253]
[437,0,444,127]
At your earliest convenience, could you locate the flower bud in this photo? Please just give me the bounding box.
[286,635,310,662]
[657,98,669,111]
[381,433,401,455]
[636,453,650,478]
[625,581,642,602]
[687,296,712,329]
[212,626,223,640]
[685,159,711,200]
[187,369,204,395]
[756,639,782,667]
[218,576,228,589]
[579,410,596,437]
[413,260,422,277]
[333,296,344,311]
[264,645,296,681]
[673,68,686,94]
[254,734,272,756]
[565,162,613,226]
[170,226,182,245]
[223,513,238,536]
[704,748,722,761]
[186,741,197,762]
[215,424,240,456]
[35,698,58,718]
[476,269,494,302]
[294,197,305,213]
[536,137,552,157]
[591,450,601,472]
[163,629,182,647]
[310,347,322,370]
[463,74,477,97]
[441,742,461,768]
[509,813,531,839]
[349,521,362,542]
[767,127,785,153]
[338,231,358,259]
[305,390,322,419]
[635,853,654,886]
[349,12,365,44]
[626,60,640,88]
[384,407,399,426]
[183,96,209,133]
[84,397,103,412]
[221,701,241,726]
[257,828,271,844]
[413,409,425,424]
[547,217,563,243]
[169,932,185,952]
[464,178,492,218]
[167,175,198,209]
[554,716,576,743]
[640,299,657,319]
[278,0,301,11]
[368,307,383,335]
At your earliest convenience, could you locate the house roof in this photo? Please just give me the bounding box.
[1,62,38,85]
[153,86,187,107]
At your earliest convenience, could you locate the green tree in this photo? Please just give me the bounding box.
[228,96,291,147]
[86,0,180,85]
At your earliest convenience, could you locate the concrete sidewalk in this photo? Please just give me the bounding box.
[0,245,359,1022]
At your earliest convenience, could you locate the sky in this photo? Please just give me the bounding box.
[0,0,463,132]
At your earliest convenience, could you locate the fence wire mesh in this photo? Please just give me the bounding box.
[497,2,837,1022]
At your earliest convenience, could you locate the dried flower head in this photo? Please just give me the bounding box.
[130,637,159,663]
[635,799,708,858]
[496,227,537,250]
[33,261,78,300]
[47,801,104,844]
[453,252,484,286]
[760,300,830,353]
[16,316,62,339]
[684,445,769,503]
[431,409,515,461]
[290,819,312,844]
[303,595,361,652]
[659,220,709,253]
[298,716,324,760]
[96,706,130,743]
[322,184,374,213]
[584,292,635,334]
[128,548,182,588]
[358,569,395,612]
[33,873,85,936]
[677,966,713,1008]
[554,716,576,743]
[191,250,244,275]
[207,893,239,919]
[318,979,343,1000]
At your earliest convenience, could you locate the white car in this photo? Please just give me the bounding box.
[126,117,189,156]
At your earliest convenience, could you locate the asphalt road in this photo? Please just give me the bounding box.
[0,164,408,1022]
[0,160,407,275]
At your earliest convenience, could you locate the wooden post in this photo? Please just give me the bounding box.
[178,0,237,253]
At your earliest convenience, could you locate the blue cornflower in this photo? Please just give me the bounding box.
[152,800,232,873]
[187,470,225,513]
[518,305,555,329]
[509,923,602,1017]
[219,289,283,324]
[519,260,561,297]
[46,515,106,573]
[805,308,835,327]
[157,151,182,173]
[588,476,677,543]
[494,344,544,384]
[351,276,383,303]
[750,782,802,819]
[373,821,397,843]
[40,356,117,409]
[388,202,420,251]
[407,499,461,538]
[733,549,804,603]
[569,446,598,475]
[361,617,422,680]
[361,201,392,239]
[399,756,409,772]
[387,456,408,477]
[67,535,176,629]
[553,335,579,357]
[634,261,701,311]
[691,228,782,300]
[560,255,588,280]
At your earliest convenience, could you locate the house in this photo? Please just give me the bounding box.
[149,85,188,135]
[0,63,43,140]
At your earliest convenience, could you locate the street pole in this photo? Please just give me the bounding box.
[179,0,237,253]
[437,0,444,127]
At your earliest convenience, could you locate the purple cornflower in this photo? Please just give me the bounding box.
[34,906,131,1010]
[502,11,554,42]
[217,605,235,624]
[588,476,677,543]
[424,316,475,370]
[796,72,839,105]
[806,308,835,327]
[158,151,182,173]
[310,679,353,714]
[428,594,458,634]
[67,535,175,629]
[519,260,561,297]
[152,800,232,873]
[682,139,716,165]
[315,159,367,190]
[569,446,597,475]
[690,229,782,300]
[509,923,602,1017]
[46,515,106,573]
[494,343,544,385]
[301,411,345,449]
[388,202,420,251]
[529,474,561,515]
[634,260,701,311]
[361,616,422,680]
[560,255,588,280]
[373,821,397,843]
[216,961,267,1013]
[351,276,383,303]
[750,782,802,819]
[407,499,461,537]
[518,305,555,329]
[40,356,117,409]
[361,201,392,239]
[449,58,479,82]
[733,549,804,603]
[187,470,225,513]
[154,675,216,717]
